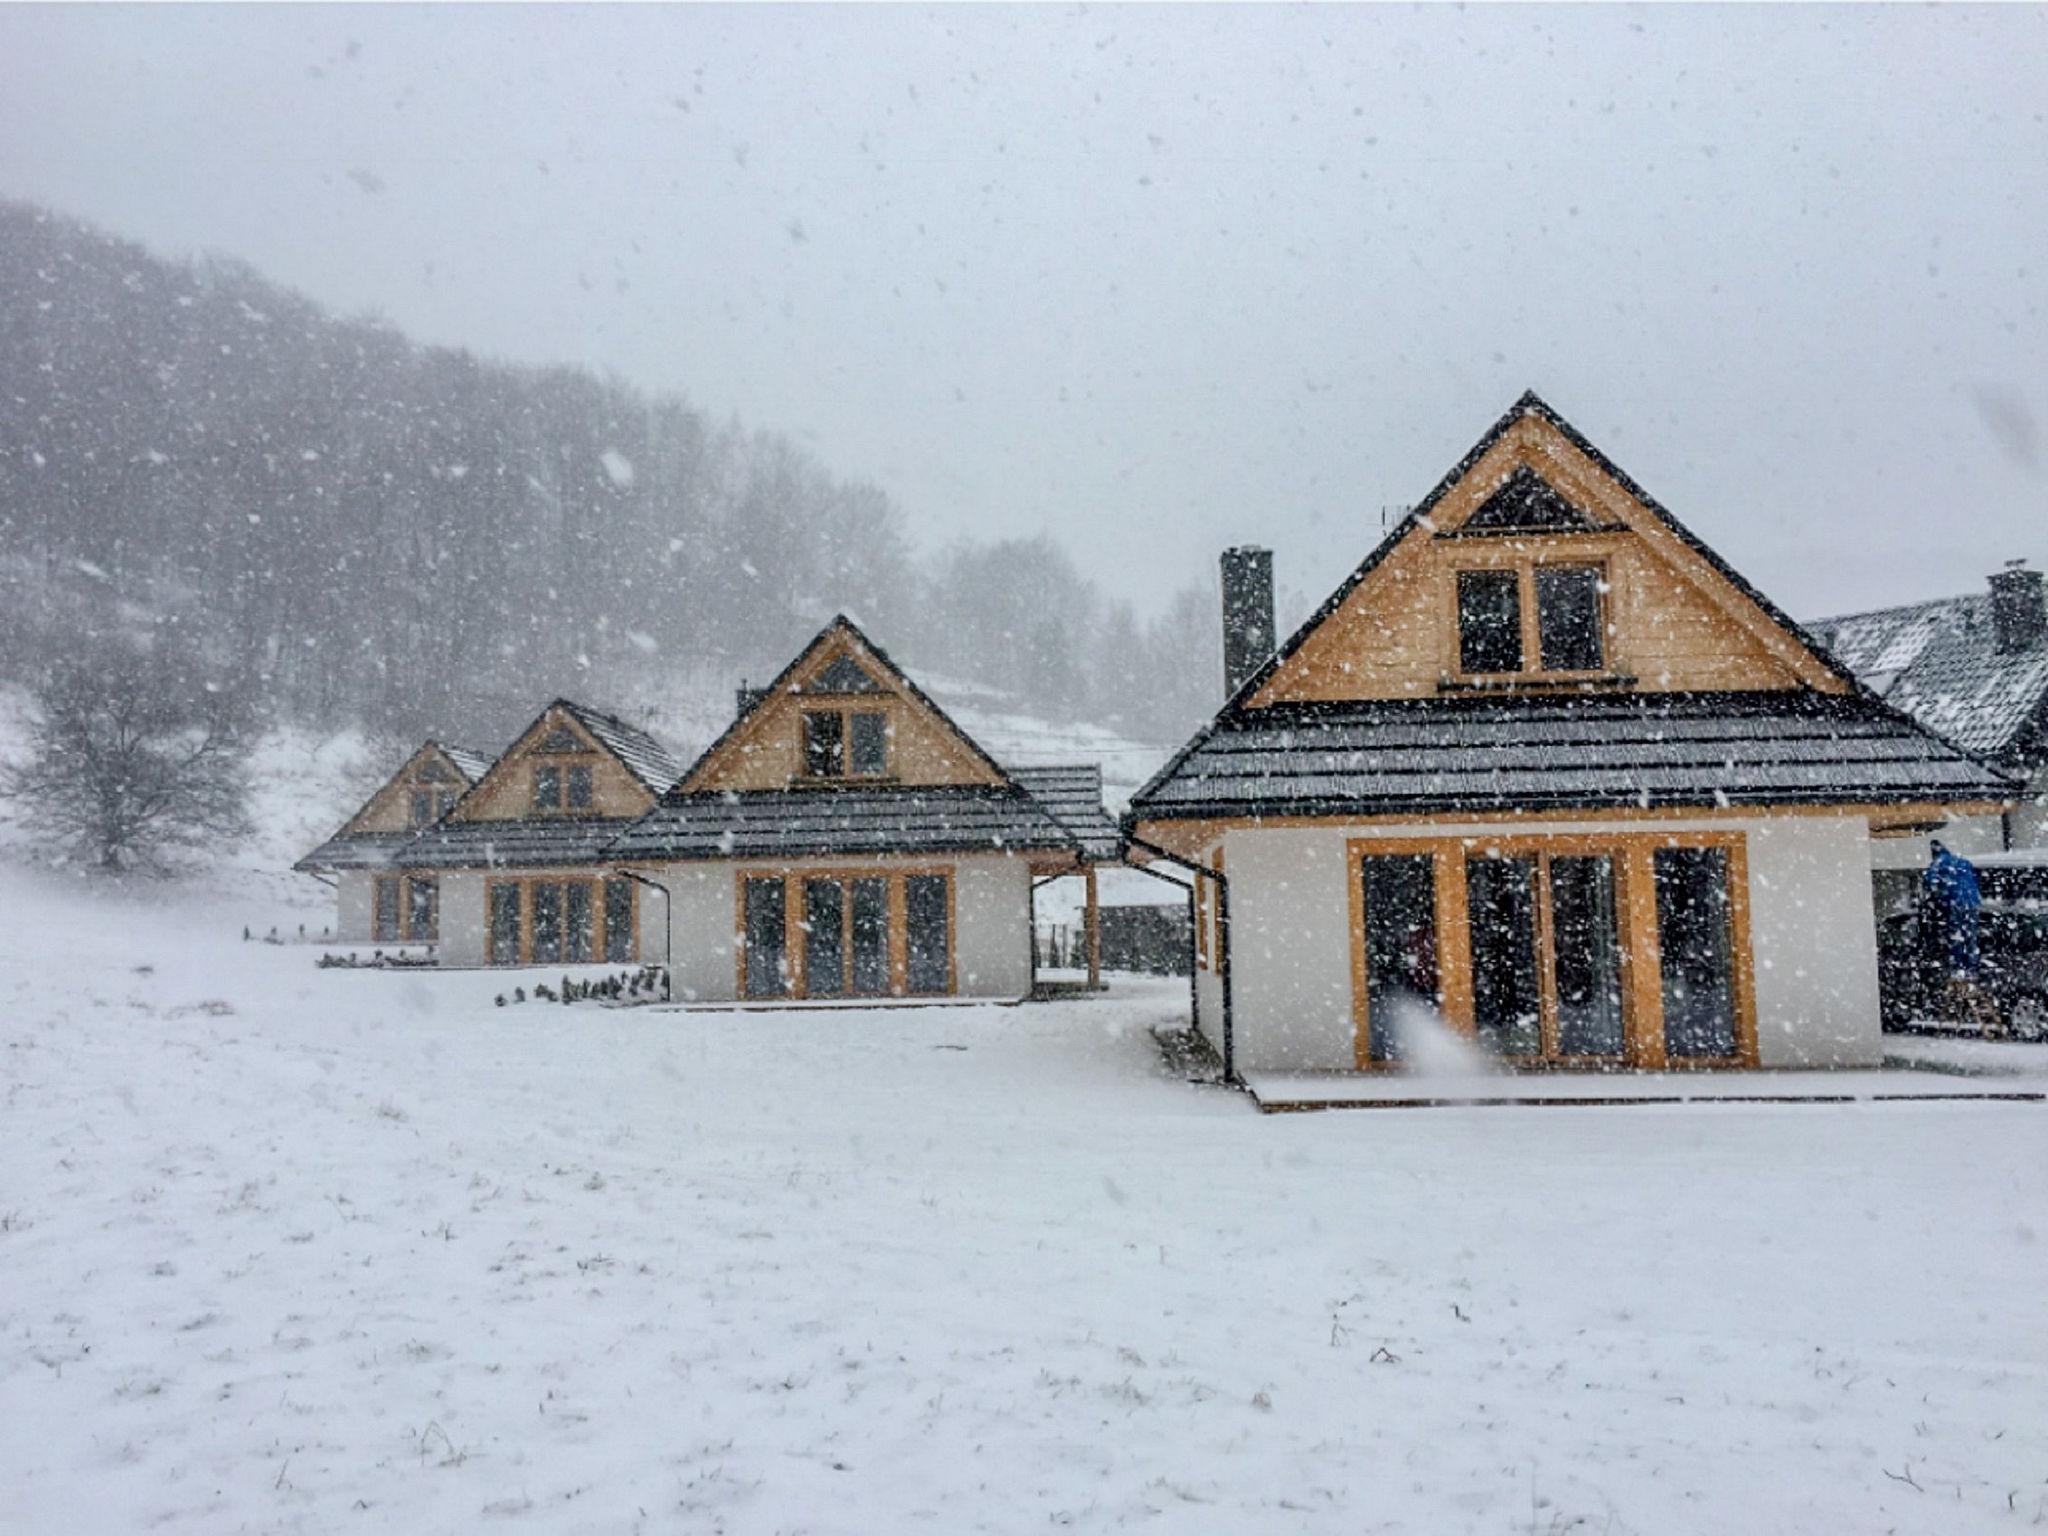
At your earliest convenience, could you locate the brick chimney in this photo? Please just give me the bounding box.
[1220,546,1276,698]
[1989,560,2046,654]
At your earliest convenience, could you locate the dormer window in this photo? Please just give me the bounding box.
[533,764,594,811]
[408,788,460,827]
[1455,562,1609,680]
[802,708,889,780]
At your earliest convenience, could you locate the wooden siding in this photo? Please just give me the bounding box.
[685,628,1005,794]
[1250,413,1846,706]
[342,744,474,836]
[453,705,656,823]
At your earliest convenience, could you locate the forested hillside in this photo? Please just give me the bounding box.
[0,199,1220,751]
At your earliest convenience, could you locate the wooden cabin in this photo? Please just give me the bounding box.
[607,615,1096,1003]
[393,700,683,966]
[1127,394,2017,1077]
[296,740,490,944]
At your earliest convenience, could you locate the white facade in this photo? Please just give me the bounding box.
[647,852,1035,1004]
[1193,813,1885,1073]
[334,870,375,943]
[430,869,669,969]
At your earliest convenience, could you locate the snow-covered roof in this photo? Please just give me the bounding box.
[1008,764,1122,861]
[1128,690,2015,822]
[556,700,685,796]
[1809,593,2048,764]
[606,784,1078,863]
[395,815,645,870]
[442,745,493,782]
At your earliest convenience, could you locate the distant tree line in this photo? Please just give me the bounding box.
[0,198,1223,754]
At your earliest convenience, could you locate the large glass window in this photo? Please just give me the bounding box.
[373,876,403,942]
[1359,854,1439,1063]
[906,873,950,994]
[804,877,846,997]
[531,882,564,963]
[408,791,435,827]
[1536,566,1605,672]
[852,877,891,994]
[563,881,595,963]
[489,883,522,965]
[1549,855,1624,1055]
[1467,854,1541,1056]
[802,711,845,778]
[405,876,439,942]
[566,765,594,810]
[603,878,635,963]
[850,712,889,776]
[1456,570,1523,674]
[533,766,561,810]
[744,876,788,998]
[1656,846,1738,1058]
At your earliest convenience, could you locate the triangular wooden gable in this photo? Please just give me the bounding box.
[1243,395,1854,707]
[449,702,660,822]
[337,742,477,837]
[680,616,1010,793]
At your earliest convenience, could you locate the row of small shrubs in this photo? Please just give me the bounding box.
[497,965,668,1007]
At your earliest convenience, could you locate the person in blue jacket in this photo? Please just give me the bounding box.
[1920,839,1984,981]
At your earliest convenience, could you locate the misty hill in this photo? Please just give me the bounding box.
[0,198,1218,753]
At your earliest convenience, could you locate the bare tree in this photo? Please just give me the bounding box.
[2,630,256,871]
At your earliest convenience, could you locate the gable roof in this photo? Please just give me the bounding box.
[1811,591,2048,767]
[674,613,1014,796]
[1129,393,2011,824]
[553,700,684,796]
[294,739,491,872]
[1127,690,2015,824]
[1009,764,1122,861]
[1223,392,1863,716]
[604,783,1078,864]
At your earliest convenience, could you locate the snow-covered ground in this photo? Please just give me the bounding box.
[4,859,2047,1535]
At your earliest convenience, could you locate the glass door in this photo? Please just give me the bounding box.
[849,878,890,996]
[1655,846,1739,1059]
[803,878,846,997]
[1464,849,1625,1064]
[1359,854,1439,1064]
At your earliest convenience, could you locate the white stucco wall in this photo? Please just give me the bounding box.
[1743,816,1882,1067]
[439,871,488,966]
[335,870,374,943]
[1210,813,1885,1073]
[650,853,1034,1004]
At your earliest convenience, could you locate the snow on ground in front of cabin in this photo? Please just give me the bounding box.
[5,864,2048,1534]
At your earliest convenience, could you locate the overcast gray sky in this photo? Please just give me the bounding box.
[2,3,2042,621]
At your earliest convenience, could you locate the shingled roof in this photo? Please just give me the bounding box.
[605,784,1078,863]
[1810,592,2048,768]
[555,700,685,796]
[1127,691,2016,823]
[394,816,645,870]
[294,739,493,873]
[1009,764,1122,860]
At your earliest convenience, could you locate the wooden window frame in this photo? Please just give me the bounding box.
[799,707,892,783]
[731,866,955,1000]
[1345,829,1757,1072]
[482,874,636,967]
[1444,543,1619,688]
[374,874,440,943]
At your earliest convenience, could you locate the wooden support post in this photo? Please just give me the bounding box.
[1085,864,1102,989]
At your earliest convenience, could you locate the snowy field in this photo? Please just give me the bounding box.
[4,863,2048,1535]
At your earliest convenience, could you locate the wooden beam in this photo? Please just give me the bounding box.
[1084,864,1102,989]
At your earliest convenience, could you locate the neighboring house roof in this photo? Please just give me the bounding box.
[394,815,644,870]
[294,739,492,873]
[554,700,685,796]
[1809,594,2048,767]
[1128,692,2015,822]
[442,746,494,782]
[294,830,419,873]
[605,784,1078,863]
[1009,764,1122,860]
